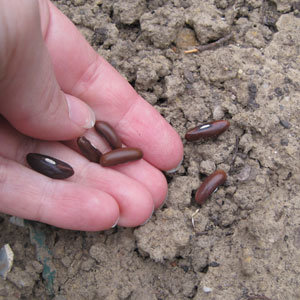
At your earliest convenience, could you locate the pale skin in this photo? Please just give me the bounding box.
[0,0,183,231]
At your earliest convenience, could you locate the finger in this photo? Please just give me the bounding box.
[0,157,119,231]
[0,0,95,140]
[42,1,183,170]
[113,161,168,210]
[29,147,155,227]
[0,118,154,227]
[66,130,168,209]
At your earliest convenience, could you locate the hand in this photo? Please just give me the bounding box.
[0,0,183,230]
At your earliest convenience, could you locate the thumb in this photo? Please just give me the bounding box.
[0,0,95,141]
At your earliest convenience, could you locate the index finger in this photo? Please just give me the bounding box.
[40,1,183,171]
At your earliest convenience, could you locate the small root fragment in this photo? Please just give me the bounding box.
[184,32,233,54]
[191,208,200,229]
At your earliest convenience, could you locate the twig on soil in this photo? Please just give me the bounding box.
[184,32,233,54]
[246,295,273,300]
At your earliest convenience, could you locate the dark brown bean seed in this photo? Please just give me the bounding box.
[26,153,74,179]
[195,170,227,205]
[185,120,230,141]
[95,121,122,149]
[77,136,102,163]
[100,148,143,167]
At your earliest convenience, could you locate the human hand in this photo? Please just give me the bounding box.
[0,0,183,230]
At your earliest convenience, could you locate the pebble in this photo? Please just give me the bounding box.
[203,286,212,293]
[0,244,14,280]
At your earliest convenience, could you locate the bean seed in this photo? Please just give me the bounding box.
[185,120,230,141]
[100,148,143,167]
[95,121,122,149]
[195,170,227,205]
[77,136,102,163]
[26,153,74,179]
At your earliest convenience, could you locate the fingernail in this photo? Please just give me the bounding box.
[141,206,155,226]
[157,190,168,210]
[165,157,183,174]
[66,95,95,129]
[111,217,119,228]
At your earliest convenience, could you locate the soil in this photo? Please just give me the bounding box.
[1,0,300,299]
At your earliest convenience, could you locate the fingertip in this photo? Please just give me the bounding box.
[160,132,184,171]
[41,186,120,231]
[165,156,183,174]
[112,159,168,210]
[116,98,184,171]
[152,169,168,209]
[154,180,168,210]
[117,188,154,228]
[83,192,120,231]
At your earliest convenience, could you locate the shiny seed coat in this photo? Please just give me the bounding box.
[95,121,122,149]
[195,170,227,204]
[77,136,102,163]
[185,120,230,141]
[100,148,143,167]
[26,153,74,179]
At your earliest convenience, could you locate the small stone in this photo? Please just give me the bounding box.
[9,216,25,227]
[280,119,291,129]
[0,244,14,280]
[203,286,212,293]
[275,87,284,97]
[280,138,289,146]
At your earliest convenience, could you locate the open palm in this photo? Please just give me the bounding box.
[0,0,183,230]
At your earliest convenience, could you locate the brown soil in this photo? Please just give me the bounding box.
[1,0,300,299]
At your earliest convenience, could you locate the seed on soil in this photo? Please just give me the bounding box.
[195,170,227,205]
[100,148,143,167]
[95,121,122,149]
[77,136,102,163]
[185,120,230,141]
[26,153,74,179]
